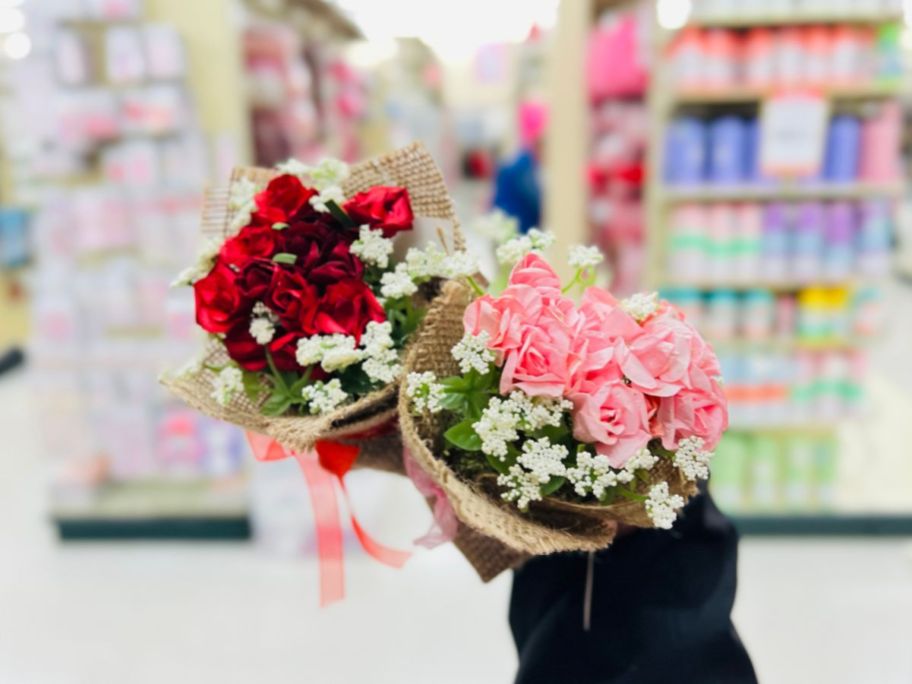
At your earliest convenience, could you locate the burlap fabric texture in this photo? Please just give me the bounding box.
[399,280,699,581]
[161,142,461,463]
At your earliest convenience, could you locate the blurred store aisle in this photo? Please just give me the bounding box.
[1,368,911,683]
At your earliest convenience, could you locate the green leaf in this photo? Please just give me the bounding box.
[336,365,376,396]
[444,420,483,451]
[261,391,293,416]
[484,451,510,475]
[437,391,467,411]
[541,476,566,496]
[532,423,570,443]
[242,371,267,402]
[326,200,355,228]
[271,222,288,231]
[272,252,297,265]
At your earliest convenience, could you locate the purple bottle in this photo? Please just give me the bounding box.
[709,116,747,185]
[665,117,707,185]
[793,201,825,281]
[823,201,856,281]
[823,116,861,183]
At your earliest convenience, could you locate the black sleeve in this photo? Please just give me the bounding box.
[509,489,758,684]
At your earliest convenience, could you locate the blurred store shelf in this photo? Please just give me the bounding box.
[661,182,904,203]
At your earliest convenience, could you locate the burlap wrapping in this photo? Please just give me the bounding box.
[162,142,461,462]
[399,280,699,581]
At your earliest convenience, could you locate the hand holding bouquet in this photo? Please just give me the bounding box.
[401,239,728,578]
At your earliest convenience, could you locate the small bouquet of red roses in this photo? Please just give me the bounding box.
[400,239,728,579]
[163,143,471,456]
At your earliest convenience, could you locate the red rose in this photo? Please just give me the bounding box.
[236,258,279,301]
[194,260,247,334]
[224,326,302,372]
[252,174,317,225]
[282,222,363,285]
[342,186,414,237]
[266,268,319,334]
[220,224,281,268]
[314,279,386,340]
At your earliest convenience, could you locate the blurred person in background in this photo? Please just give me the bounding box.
[492,101,546,233]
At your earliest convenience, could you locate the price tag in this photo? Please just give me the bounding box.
[759,91,829,178]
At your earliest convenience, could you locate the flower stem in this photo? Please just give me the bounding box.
[464,275,486,297]
[561,269,582,294]
[265,350,288,392]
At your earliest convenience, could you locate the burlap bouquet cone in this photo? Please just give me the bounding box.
[162,142,460,469]
[399,280,698,581]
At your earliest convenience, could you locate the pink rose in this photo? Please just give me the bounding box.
[656,379,728,451]
[567,287,641,392]
[570,382,653,466]
[499,299,581,397]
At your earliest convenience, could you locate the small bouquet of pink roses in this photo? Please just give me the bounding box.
[400,240,727,579]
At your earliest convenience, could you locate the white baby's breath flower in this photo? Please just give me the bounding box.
[360,320,394,354]
[295,337,324,367]
[626,446,659,472]
[309,185,346,213]
[171,238,222,287]
[566,452,620,500]
[350,224,394,269]
[473,397,521,459]
[301,379,349,414]
[211,367,243,407]
[275,158,312,177]
[295,334,361,369]
[406,371,445,413]
[507,391,572,431]
[172,352,206,379]
[380,265,418,299]
[441,251,480,279]
[497,465,544,511]
[249,317,275,345]
[472,209,519,244]
[496,235,533,265]
[644,481,685,529]
[620,292,660,323]
[673,436,713,481]
[568,244,604,269]
[527,228,555,251]
[318,336,364,372]
[404,244,447,280]
[450,331,495,374]
[516,438,569,484]
[362,347,400,384]
[228,177,258,232]
[309,158,350,190]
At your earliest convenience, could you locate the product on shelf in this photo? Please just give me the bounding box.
[711,432,839,514]
[662,286,881,344]
[667,22,901,91]
[665,199,894,283]
[663,105,900,186]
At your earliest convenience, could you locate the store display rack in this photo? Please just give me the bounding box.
[644,5,911,529]
[53,480,250,540]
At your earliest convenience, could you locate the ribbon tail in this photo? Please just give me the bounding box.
[294,452,346,607]
[246,431,287,462]
[338,479,411,569]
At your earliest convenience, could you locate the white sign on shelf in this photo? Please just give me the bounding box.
[759,91,829,179]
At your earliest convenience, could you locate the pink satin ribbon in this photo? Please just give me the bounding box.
[246,431,410,607]
[403,447,458,549]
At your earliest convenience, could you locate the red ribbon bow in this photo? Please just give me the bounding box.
[246,432,411,606]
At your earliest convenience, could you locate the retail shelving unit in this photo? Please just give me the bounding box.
[644,4,910,532]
